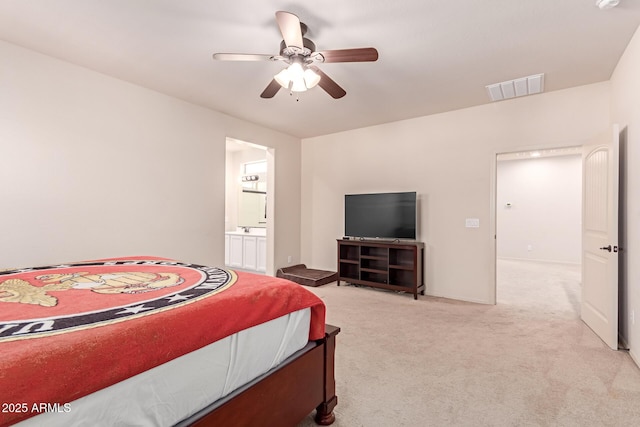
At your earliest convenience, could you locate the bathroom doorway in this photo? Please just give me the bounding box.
[225,138,270,274]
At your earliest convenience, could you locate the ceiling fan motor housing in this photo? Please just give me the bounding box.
[279,37,316,59]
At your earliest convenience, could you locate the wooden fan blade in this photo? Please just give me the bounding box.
[317,48,379,63]
[275,11,303,49]
[309,66,346,99]
[213,53,275,61]
[260,79,281,98]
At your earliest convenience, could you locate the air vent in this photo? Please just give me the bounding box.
[486,73,544,102]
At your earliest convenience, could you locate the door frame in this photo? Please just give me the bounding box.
[490,142,588,305]
[224,138,275,275]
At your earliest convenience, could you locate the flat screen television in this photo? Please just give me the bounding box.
[344,191,417,240]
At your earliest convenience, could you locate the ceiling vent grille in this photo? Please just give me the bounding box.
[486,73,544,102]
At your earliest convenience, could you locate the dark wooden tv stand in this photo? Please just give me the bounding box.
[337,239,425,300]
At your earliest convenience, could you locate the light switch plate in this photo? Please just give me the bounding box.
[465,218,480,228]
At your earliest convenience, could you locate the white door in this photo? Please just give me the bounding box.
[581,125,619,350]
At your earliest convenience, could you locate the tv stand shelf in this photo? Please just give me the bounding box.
[337,239,425,300]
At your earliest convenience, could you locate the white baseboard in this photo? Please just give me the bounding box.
[497,256,581,266]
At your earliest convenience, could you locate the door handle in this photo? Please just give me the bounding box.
[599,245,612,252]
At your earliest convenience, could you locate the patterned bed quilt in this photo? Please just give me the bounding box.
[0,256,326,426]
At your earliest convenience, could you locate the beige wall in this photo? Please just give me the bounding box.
[302,82,610,304]
[0,40,301,272]
[611,26,640,363]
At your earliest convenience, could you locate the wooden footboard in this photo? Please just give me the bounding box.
[186,324,340,427]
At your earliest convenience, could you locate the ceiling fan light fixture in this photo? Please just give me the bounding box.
[274,68,291,89]
[275,63,319,92]
[303,68,321,89]
[290,76,308,92]
[288,62,305,81]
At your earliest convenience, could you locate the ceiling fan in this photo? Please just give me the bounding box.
[212,11,379,99]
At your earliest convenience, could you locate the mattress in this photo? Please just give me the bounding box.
[16,308,311,426]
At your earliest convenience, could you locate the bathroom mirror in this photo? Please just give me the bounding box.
[239,189,266,227]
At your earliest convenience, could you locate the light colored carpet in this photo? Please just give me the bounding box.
[298,259,640,426]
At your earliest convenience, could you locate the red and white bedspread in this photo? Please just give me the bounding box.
[0,256,326,426]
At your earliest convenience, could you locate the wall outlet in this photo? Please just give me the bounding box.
[287,255,292,264]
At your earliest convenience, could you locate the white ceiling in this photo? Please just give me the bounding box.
[1,0,639,139]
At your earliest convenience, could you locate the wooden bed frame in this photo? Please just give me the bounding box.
[185,324,340,427]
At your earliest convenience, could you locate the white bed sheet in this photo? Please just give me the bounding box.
[17,308,311,427]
